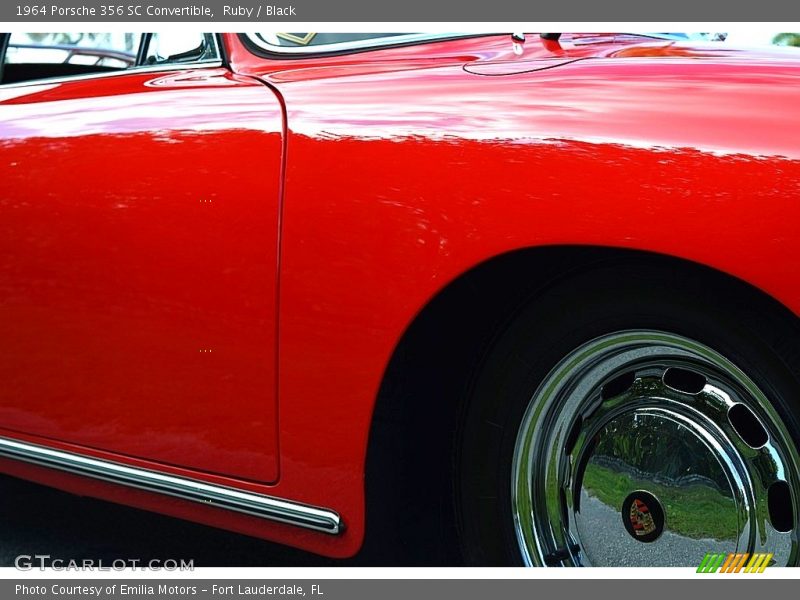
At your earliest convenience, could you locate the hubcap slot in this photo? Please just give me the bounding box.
[663,366,707,394]
[768,481,794,533]
[728,403,769,449]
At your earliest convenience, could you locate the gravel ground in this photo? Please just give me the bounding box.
[576,491,733,567]
[0,474,361,567]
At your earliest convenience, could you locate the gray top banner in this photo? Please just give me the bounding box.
[2,0,800,22]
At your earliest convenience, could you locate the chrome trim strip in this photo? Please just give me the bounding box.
[244,32,475,55]
[0,436,342,535]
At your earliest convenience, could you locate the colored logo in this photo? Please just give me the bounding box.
[621,490,664,543]
[697,553,773,573]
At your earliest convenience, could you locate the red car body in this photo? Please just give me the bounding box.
[1,32,799,558]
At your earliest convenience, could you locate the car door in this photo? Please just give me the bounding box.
[0,33,282,483]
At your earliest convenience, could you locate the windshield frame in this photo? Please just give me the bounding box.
[242,32,484,58]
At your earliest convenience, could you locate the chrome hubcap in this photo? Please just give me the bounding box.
[512,331,800,566]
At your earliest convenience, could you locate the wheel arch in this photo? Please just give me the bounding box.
[362,244,800,563]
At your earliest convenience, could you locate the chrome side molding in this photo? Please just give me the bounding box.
[0,436,342,535]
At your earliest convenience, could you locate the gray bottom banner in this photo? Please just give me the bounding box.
[3,580,792,600]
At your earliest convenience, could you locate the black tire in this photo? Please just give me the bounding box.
[456,258,800,566]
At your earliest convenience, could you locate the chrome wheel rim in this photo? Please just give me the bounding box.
[512,330,800,566]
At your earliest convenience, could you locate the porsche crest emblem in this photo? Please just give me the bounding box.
[630,498,656,535]
[622,491,665,543]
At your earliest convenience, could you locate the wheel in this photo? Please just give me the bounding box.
[457,261,800,566]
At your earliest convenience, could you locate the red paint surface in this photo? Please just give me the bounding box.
[0,68,283,483]
[1,33,800,558]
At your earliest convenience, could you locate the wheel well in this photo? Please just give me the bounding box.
[362,245,799,564]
